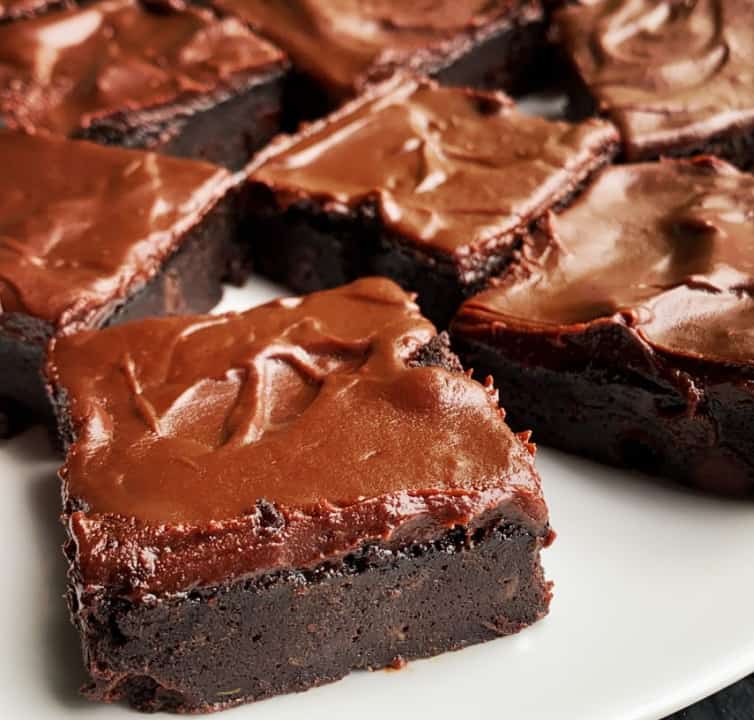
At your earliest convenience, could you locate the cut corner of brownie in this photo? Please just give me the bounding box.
[0,0,290,169]
[449,158,754,496]
[50,278,553,713]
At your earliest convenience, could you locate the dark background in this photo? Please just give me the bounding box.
[666,674,752,719]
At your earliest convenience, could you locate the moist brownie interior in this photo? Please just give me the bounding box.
[0,0,288,168]
[47,277,553,712]
[553,0,754,168]
[244,74,619,326]
[451,156,754,495]
[0,130,238,435]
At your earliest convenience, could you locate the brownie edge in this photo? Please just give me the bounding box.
[50,293,553,713]
[72,521,552,712]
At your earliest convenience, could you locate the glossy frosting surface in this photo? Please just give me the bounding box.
[454,157,754,365]
[212,0,531,96]
[50,278,547,594]
[0,130,231,328]
[0,0,285,135]
[556,0,754,158]
[250,77,618,258]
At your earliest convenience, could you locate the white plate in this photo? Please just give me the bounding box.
[1,276,753,720]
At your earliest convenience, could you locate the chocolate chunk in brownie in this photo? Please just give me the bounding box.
[243,75,619,326]
[210,0,550,121]
[47,277,554,713]
[0,0,288,169]
[0,130,239,436]
[452,156,754,496]
[553,0,754,168]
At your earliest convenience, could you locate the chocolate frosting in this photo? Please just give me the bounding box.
[48,278,548,596]
[249,76,618,260]
[211,0,537,97]
[0,0,285,135]
[0,130,232,328]
[556,0,754,159]
[453,156,754,365]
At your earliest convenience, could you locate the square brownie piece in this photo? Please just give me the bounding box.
[554,0,754,168]
[210,0,549,121]
[244,76,619,326]
[46,277,553,713]
[0,130,238,436]
[0,0,288,169]
[451,156,754,496]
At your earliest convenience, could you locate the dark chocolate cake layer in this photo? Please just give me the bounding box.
[47,278,553,712]
[0,130,238,435]
[452,156,754,495]
[244,75,619,326]
[0,0,288,168]
[554,0,754,168]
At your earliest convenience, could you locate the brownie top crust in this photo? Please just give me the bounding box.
[249,76,618,260]
[555,0,754,159]
[211,0,541,98]
[0,130,232,329]
[0,0,286,136]
[453,156,754,366]
[48,278,548,596]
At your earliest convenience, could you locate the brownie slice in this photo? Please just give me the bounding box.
[243,76,619,327]
[0,130,239,437]
[0,0,288,169]
[451,156,754,496]
[553,0,754,168]
[210,0,549,122]
[46,277,554,714]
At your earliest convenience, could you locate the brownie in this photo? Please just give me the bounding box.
[243,76,618,326]
[554,0,754,168]
[46,277,554,713]
[0,130,239,437]
[451,156,754,496]
[0,0,288,169]
[209,0,549,122]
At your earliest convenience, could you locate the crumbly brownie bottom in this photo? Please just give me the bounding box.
[0,195,239,438]
[71,521,552,713]
[245,198,372,296]
[75,71,286,171]
[453,336,754,496]
[244,198,508,327]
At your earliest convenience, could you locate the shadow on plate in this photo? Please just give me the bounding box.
[20,426,90,709]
